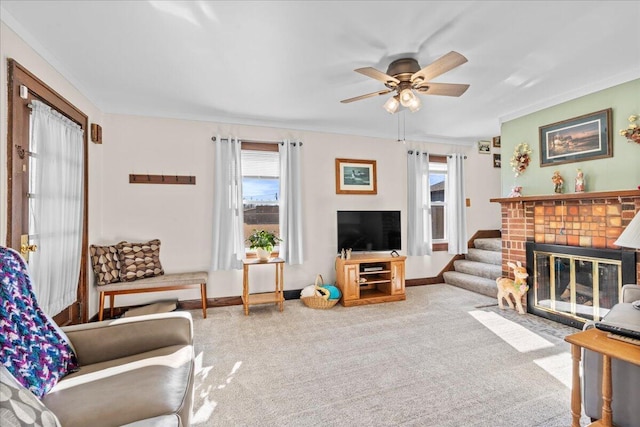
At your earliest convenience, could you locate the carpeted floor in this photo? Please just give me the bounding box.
[188,284,588,426]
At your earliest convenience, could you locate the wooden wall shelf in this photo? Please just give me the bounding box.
[129,174,196,185]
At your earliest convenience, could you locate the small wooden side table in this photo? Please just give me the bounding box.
[565,328,640,427]
[242,258,285,315]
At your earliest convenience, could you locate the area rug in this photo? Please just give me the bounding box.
[188,284,588,426]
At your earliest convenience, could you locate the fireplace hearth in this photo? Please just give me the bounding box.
[526,242,636,328]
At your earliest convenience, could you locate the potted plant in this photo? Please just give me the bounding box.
[246,229,282,261]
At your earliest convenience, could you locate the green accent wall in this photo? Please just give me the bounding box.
[500,79,640,196]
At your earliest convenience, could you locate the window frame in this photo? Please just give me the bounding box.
[241,142,281,258]
[429,155,448,252]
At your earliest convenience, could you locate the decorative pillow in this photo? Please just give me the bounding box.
[0,247,78,399]
[116,239,164,282]
[0,365,61,427]
[89,244,122,285]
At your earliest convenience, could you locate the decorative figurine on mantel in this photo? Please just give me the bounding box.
[575,169,585,193]
[552,171,564,194]
[508,185,523,197]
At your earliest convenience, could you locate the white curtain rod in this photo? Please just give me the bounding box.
[407,150,466,159]
[211,136,302,146]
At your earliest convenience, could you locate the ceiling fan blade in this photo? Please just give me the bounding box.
[355,67,400,86]
[340,89,394,104]
[411,51,468,83]
[415,82,470,97]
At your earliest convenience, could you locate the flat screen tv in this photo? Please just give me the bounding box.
[337,210,401,253]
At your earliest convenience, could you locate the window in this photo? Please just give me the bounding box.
[241,143,280,248]
[429,156,448,249]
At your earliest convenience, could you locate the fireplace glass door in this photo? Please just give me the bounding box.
[533,251,622,322]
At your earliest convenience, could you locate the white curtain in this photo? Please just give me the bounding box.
[279,140,304,264]
[211,136,244,270]
[407,150,432,256]
[29,100,84,316]
[447,153,467,255]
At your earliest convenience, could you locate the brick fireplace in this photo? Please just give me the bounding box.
[491,189,640,326]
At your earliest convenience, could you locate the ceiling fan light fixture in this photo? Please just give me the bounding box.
[408,96,422,112]
[383,95,400,114]
[399,88,416,107]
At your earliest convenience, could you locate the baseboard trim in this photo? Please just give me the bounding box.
[406,278,441,286]
[181,290,302,310]
[180,296,242,311]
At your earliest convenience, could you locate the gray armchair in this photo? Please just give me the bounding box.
[0,245,194,427]
[2,312,195,427]
[582,284,640,427]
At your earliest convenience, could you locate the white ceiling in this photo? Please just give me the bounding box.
[2,1,639,145]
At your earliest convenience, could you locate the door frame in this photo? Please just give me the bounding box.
[6,59,89,324]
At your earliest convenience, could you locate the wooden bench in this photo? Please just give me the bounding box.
[98,271,208,320]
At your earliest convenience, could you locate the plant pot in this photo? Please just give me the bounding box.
[256,248,271,261]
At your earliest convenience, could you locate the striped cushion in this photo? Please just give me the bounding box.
[98,271,208,292]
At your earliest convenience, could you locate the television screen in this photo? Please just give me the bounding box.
[337,210,401,253]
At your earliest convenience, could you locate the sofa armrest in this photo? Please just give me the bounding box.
[622,284,640,303]
[121,415,180,427]
[62,312,193,366]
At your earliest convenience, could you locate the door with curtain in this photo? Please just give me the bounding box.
[7,60,89,325]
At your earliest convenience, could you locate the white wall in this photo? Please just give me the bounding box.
[1,20,502,318]
[500,79,640,196]
[99,113,503,313]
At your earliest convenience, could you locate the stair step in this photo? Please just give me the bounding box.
[443,271,498,299]
[474,237,502,252]
[453,259,502,280]
[466,248,502,266]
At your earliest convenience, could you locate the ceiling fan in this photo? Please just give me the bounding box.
[341,51,470,113]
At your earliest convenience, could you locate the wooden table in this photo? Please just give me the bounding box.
[565,328,640,427]
[242,258,284,315]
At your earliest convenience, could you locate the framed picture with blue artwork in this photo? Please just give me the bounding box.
[335,158,377,195]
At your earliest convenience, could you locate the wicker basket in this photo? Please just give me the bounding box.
[301,275,339,309]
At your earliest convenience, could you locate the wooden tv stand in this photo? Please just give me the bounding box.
[335,254,406,307]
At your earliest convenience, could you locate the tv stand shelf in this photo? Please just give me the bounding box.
[335,254,406,307]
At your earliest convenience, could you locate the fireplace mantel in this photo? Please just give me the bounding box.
[490,189,640,204]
